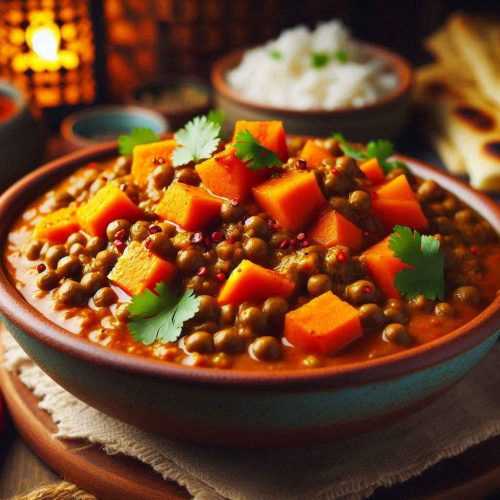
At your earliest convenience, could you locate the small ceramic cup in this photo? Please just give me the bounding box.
[61,105,169,150]
[0,80,44,191]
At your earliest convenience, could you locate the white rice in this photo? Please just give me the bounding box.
[226,21,399,111]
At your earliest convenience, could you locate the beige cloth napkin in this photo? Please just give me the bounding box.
[3,330,500,500]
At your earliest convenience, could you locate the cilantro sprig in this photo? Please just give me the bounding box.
[172,115,222,167]
[128,283,200,345]
[389,226,445,300]
[234,130,282,171]
[118,128,161,156]
[333,133,408,174]
[268,49,283,60]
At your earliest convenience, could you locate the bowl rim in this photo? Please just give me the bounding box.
[0,144,498,390]
[211,43,412,116]
[0,79,28,128]
[60,104,169,147]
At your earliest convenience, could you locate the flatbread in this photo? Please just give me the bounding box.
[415,64,500,190]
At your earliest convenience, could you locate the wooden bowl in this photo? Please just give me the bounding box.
[0,146,498,448]
[211,45,412,141]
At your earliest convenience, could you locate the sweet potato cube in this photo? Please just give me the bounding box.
[309,210,362,250]
[131,139,177,187]
[218,260,295,305]
[233,120,288,161]
[371,175,428,231]
[108,241,176,296]
[284,291,362,355]
[155,182,222,231]
[77,183,144,237]
[33,207,79,243]
[195,146,269,200]
[360,158,385,184]
[253,171,326,232]
[300,140,336,168]
[362,236,412,299]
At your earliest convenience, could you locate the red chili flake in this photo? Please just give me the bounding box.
[290,238,298,248]
[115,229,127,241]
[148,224,161,235]
[469,245,478,255]
[296,232,305,241]
[226,236,235,244]
[363,230,371,236]
[129,193,139,204]
[119,183,128,192]
[215,272,226,282]
[330,167,339,175]
[241,214,248,222]
[36,263,46,273]
[371,191,378,199]
[101,176,108,182]
[267,219,275,228]
[145,238,152,250]
[153,157,166,165]
[337,250,348,263]
[279,239,289,249]
[211,231,224,242]
[197,266,208,277]
[114,240,126,253]
[230,198,239,206]
[88,162,98,169]
[363,286,372,294]
[295,158,307,170]
[190,232,203,244]
[204,236,212,246]
[301,239,310,247]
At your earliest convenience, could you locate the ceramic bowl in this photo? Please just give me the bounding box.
[211,44,412,141]
[0,146,498,448]
[0,80,44,191]
[130,77,212,130]
[61,105,168,150]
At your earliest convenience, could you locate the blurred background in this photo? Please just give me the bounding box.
[0,0,499,187]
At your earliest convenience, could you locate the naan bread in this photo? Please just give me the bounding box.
[415,65,500,190]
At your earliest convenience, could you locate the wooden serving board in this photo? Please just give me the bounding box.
[0,361,189,500]
[0,347,499,499]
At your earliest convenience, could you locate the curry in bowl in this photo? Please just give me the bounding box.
[4,118,499,372]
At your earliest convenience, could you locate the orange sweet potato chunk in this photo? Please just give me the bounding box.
[309,210,362,250]
[155,182,222,231]
[33,207,79,243]
[300,140,336,169]
[108,241,176,296]
[218,260,295,305]
[362,236,412,299]
[253,171,327,232]
[195,146,269,200]
[77,183,143,237]
[131,139,177,187]
[360,158,385,184]
[371,175,428,231]
[284,291,362,355]
[233,120,288,161]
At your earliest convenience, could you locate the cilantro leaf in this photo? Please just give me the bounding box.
[172,115,221,167]
[269,49,282,60]
[332,133,369,161]
[207,109,225,130]
[118,128,160,156]
[332,133,409,174]
[234,130,282,171]
[333,48,348,63]
[311,51,330,69]
[128,283,200,345]
[388,225,445,300]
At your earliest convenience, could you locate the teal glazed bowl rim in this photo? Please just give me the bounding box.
[0,144,498,390]
[211,43,412,117]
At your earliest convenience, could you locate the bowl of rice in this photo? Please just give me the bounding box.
[211,21,412,141]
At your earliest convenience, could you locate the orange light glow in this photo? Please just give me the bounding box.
[28,24,60,62]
